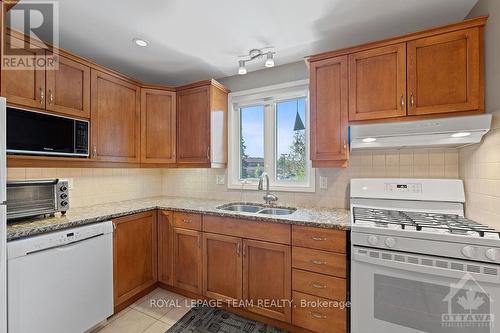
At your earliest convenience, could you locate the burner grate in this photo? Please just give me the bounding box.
[353,207,500,238]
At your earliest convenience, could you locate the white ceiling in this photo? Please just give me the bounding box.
[13,0,478,85]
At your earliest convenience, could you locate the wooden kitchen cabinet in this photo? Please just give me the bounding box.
[46,54,91,118]
[176,80,229,167]
[173,227,203,294]
[2,34,46,109]
[309,55,349,167]
[203,233,243,302]
[349,43,407,121]
[243,239,291,323]
[90,69,141,163]
[158,210,174,285]
[407,27,482,116]
[141,88,176,164]
[113,211,158,310]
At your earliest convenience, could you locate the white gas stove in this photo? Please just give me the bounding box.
[350,178,500,333]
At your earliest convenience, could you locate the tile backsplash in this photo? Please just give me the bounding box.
[6,168,163,208]
[162,149,459,209]
[460,111,500,230]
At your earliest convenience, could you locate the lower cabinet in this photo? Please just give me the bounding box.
[158,210,174,285]
[203,233,243,302]
[243,239,292,323]
[113,211,157,310]
[173,227,203,294]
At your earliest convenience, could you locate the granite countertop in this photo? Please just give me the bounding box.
[6,196,351,241]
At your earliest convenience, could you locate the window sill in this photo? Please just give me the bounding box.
[227,182,316,193]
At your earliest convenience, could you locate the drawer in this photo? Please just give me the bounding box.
[173,212,202,230]
[292,247,346,278]
[292,226,346,253]
[203,215,291,244]
[292,269,346,301]
[292,291,346,333]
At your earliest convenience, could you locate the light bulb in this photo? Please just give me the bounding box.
[133,38,148,47]
[362,138,377,143]
[238,60,247,75]
[265,53,274,68]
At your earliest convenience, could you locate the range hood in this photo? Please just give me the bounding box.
[350,114,492,151]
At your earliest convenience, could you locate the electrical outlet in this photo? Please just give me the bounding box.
[216,175,225,185]
[319,176,328,189]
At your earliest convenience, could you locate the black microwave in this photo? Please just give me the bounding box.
[6,107,89,157]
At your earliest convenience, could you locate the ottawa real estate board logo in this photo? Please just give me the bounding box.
[442,273,494,329]
[3,1,59,70]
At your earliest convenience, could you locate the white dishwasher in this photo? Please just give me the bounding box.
[7,221,114,333]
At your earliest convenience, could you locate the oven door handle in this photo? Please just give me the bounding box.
[352,246,500,284]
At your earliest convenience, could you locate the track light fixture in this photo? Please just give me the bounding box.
[237,48,275,75]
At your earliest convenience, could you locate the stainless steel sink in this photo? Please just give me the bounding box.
[217,203,296,215]
[258,208,296,215]
[217,203,265,213]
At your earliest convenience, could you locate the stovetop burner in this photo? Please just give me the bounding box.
[353,207,500,238]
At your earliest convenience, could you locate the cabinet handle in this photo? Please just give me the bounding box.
[182,219,192,224]
[49,89,54,105]
[400,94,405,110]
[343,140,347,150]
[311,236,327,241]
[198,235,201,248]
[243,244,247,257]
[311,282,327,289]
[206,146,210,161]
[40,88,44,105]
[92,144,97,158]
[310,312,327,319]
[410,93,415,107]
[237,243,241,256]
[311,259,327,265]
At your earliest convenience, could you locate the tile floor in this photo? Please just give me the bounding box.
[92,288,194,333]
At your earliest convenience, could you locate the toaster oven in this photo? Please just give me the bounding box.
[6,179,69,220]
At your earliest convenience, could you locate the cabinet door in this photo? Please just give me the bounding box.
[91,70,140,162]
[113,211,158,309]
[203,233,242,302]
[243,239,291,322]
[158,210,174,285]
[173,228,203,294]
[2,34,46,109]
[310,56,349,164]
[349,43,407,121]
[407,28,482,116]
[141,89,176,164]
[177,86,210,164]
[46,54,90,118]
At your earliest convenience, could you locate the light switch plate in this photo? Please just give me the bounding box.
[216,175,225,185]
[319,176,328,189]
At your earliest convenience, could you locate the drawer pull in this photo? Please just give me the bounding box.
[182,219,192,224]
[311,236,327,241]
[311,259,327,265]
[311,282,327,289]
[310,312,327,319]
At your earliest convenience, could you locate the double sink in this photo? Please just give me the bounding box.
[217,203,297,216]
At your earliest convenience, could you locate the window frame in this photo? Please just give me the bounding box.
[227,80,315,192]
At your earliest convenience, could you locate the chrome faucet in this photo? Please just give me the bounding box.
[258,172,278,205]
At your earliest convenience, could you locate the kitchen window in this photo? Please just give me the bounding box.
[228,80,314,192]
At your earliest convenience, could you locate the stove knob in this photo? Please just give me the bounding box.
[367,235,379,246]
[461,246,476,258]
[385,237,396,248]
[486,248,500,262]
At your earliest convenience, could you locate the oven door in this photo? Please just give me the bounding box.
[352,245,500,333]
[6,180,58,220]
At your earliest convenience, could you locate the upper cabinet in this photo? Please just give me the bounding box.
[90,69,141,163]
[349,43,407,121]
[46,54,91,118]
[407,27,482,116]
[307,17,486,167]
[2,31,91,118]
[141,88,176,164]
[177,80,229,167]
[310,56,349,167]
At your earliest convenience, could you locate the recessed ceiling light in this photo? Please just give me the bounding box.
[362,138,377,143]
[451,132,471,138]
[133,38,148,47]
